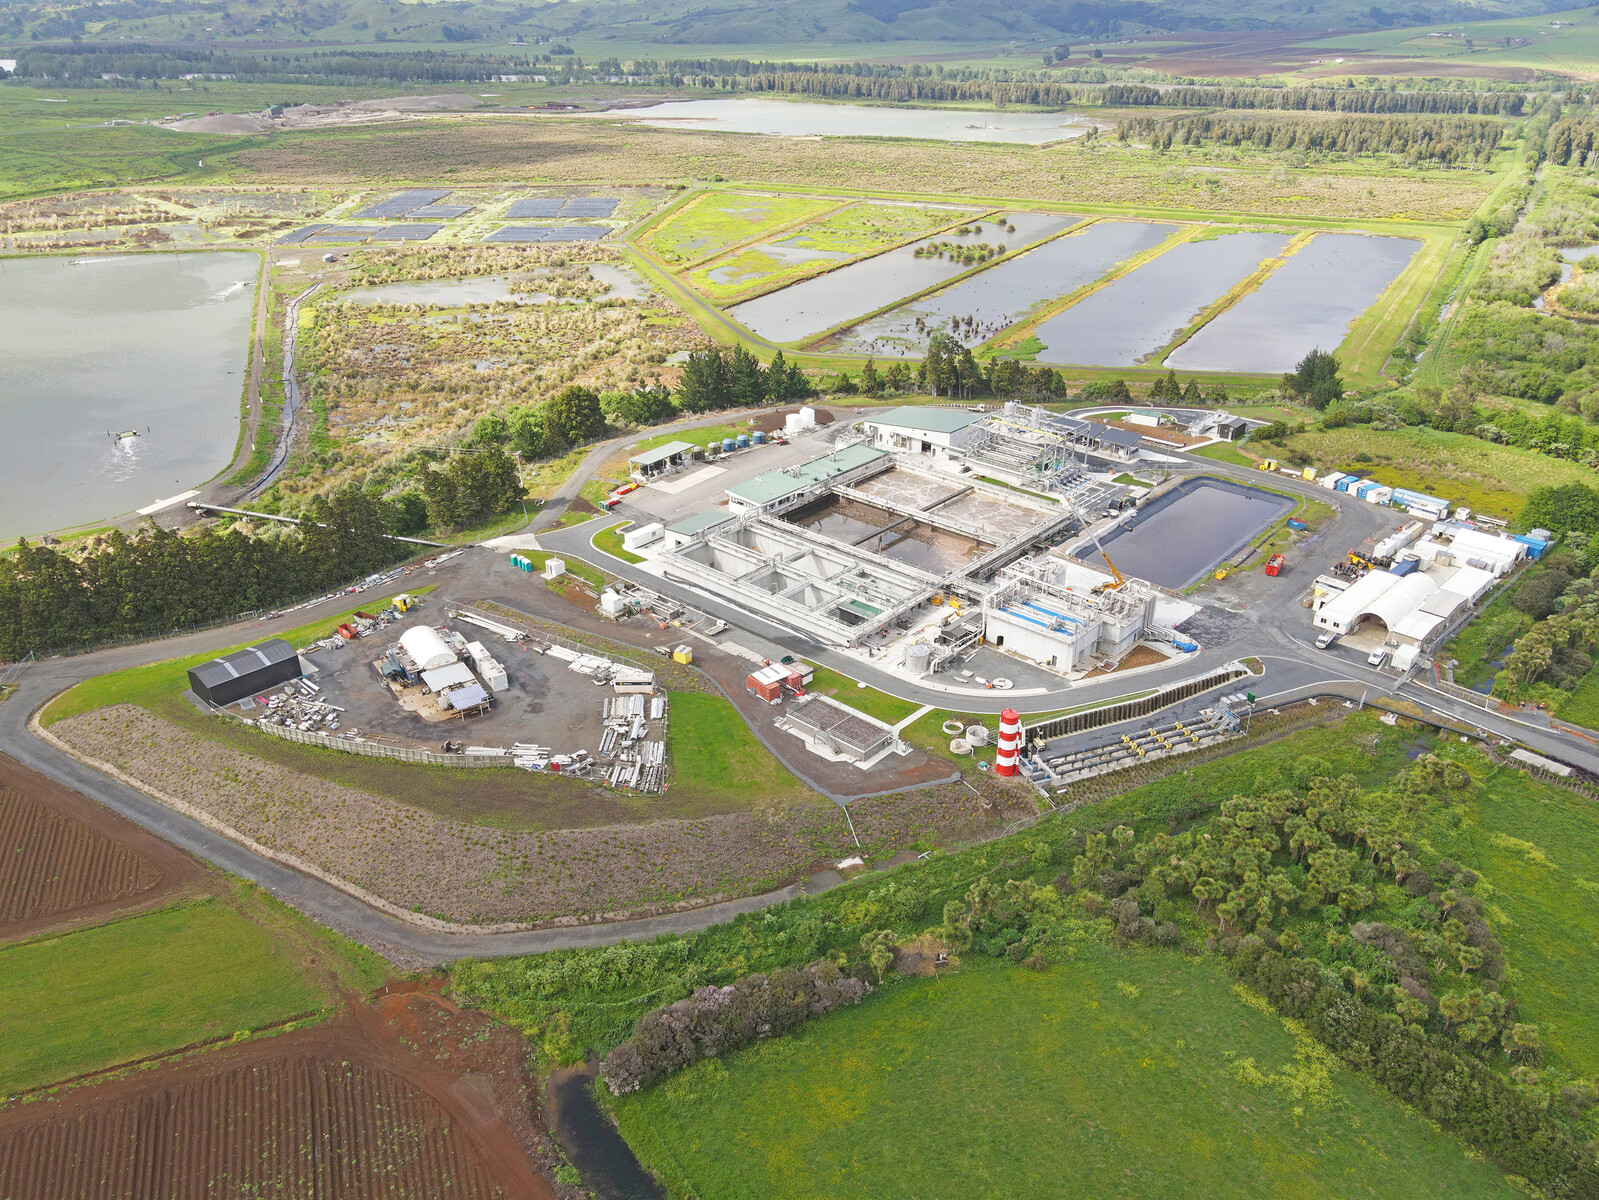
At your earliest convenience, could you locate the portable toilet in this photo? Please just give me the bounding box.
[1301,466,1318,481]
[1259,458,1279,472]
[673,644,694,665]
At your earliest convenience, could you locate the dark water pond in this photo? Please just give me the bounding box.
[1167,233,1420,373]
[727,212,1078,343]
[549,1068,664,1200]
[837,220,1177,356]
[1079,480,1292,589]
[1031,231,1290,367]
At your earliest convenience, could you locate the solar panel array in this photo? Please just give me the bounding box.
[286,224,441,242]
[485,225,610,243]
[277,224,328,244]
[409,204,473,219]
[559,198,619,218]
[506,198,565,218]
[352,189,451,219]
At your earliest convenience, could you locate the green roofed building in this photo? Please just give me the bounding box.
[860,405,980,463]
[726,443,889,514]
[628,440,699,479]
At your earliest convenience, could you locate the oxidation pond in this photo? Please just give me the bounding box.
[1032,231,1290,367]
[1079,480,1293,590]
[728,212,1078,344]
[0,252,256,542]
[836,220,1176,356]
[606,98,1088,144]
[1167,233,1420,373]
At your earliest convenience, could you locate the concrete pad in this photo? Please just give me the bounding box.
[137,489,200,515]
[481,533,543,550]
[649,464,724,495]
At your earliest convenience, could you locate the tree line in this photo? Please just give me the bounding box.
[1104,83,1525,115]
[1115,111,1504,165]
[0,489,409,659]
[1543,117,1599,166]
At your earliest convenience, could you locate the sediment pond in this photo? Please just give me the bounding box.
[1167,233,1420,373]
[1031,231,1291,367]
[604,98,1089,144]
[0,252,257,541]
[836,220,1177,356]
[727,212,1078,343]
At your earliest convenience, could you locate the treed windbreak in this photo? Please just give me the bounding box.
[0,489,406,659]
[1115,112,1506,166]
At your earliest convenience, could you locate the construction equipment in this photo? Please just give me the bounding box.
[1264,554,1285,577]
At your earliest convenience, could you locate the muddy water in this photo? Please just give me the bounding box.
[837,220,1177,356]
[606,98,1089,144]
[0,252,256,541]
[1032,231,1291,367]
[786,496,989,573]
[548,1065,663,1200]
[728,212,1078,343]
[1167,233,1420,373]
[1081,480,1292,589]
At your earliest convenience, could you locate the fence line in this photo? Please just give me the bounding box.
[258,719,501,767]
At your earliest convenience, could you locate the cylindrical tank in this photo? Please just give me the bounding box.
[966,725,990,746]
[736,433,751,449]
[706,441,720,456]
[722,438,736,453]
[904,642,933,676]
[799,405,816,427]
[752,431,767,445]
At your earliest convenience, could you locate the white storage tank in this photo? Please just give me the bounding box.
[623,522,664,551]
[798,406,816,429]
[904,642,933,676]
[785,412,804,435]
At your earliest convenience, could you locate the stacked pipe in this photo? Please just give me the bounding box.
[995,708,1021,777]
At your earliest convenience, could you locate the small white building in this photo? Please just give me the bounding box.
[399,625,457,672]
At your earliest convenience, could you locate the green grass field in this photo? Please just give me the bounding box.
[666,691,815,806]
[592,520,647,564]
[1454,766,1599,1077]
[1188,440,1256,467]
[0,889,387,1093]
[608,953,1521,1200]
[642,191,840,266]
[802,665,922,726]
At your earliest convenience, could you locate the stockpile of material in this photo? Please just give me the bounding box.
[598,692,669,793]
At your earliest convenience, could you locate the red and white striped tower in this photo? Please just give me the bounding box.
[994,708,1022,777]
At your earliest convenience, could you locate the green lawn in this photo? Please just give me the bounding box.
[0,890,386,1093]
[593,520,647,564]
[642,192,839,266]
[608,954,1521,1200]
[1454,767,1599,1077]
[1189,440,1256,467]
[803,665,922,726]
[667,691,816,806]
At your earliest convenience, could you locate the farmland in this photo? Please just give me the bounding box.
[607,955,1521,1200]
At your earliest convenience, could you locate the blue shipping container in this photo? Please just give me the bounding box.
[1354,481,1380,500]
[1335,476,1358,493]
[1389,558,1420,577]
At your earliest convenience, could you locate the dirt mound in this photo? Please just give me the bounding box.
[170,112,273,135]
[0,987,555,1199]
[0,752,204,942]
[351,93,480,113]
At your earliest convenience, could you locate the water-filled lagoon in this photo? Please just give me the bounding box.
[1167,233,1420,373]
[836,220,1176,356]
[1031,231,1290,367]
[607,98,1088,144]
[0,252,256,541]
[1081,479,1293,590]
[727,212,1078,343]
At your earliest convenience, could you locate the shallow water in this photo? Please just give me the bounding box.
[837,220,1176,356]
[1167,233,1420,373]
[1032,231,1291,367]
[0,252,256,540]
[1080,481,1292,589]
[607,98,1088,144]
[728,212,1078,343]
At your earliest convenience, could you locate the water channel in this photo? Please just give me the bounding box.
[1167,233,1420,373]
[0,252,257,541]
[834,220,1177,356]
[727,212,1079,344]
[1031,231,1290,367]
[603,98,1089,144]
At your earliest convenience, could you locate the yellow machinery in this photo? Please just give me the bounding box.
[1259,458,1280,473]
[1347,551,1375,571]
[1090,552,1127,595]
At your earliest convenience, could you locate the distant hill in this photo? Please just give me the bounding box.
[0,0,1574,49]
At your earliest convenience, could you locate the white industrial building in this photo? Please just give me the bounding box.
[982,555,1157,673]
[1314,563,1494,648]
[860,406,981,461]
[1409,524,1527,577]
[399,625,456,671]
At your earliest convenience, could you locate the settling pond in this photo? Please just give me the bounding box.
[605,98,1089,144]
[0,252,256,541]
[834,220,1176,356]
[784,496,989,574]
[1031,231,1290,367]
[728,212,1078,343]
[1167,233,1420,373]
[1078,479,1293,590]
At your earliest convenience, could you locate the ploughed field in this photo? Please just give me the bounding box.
[639,189,1429,373]
[0,753,202,941]
[0,986,554,1200]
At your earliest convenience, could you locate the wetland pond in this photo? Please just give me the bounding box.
[338,263,649,305]
[728,212,1078,344]
[606,98,1089,144]
[0,252,256,541]
[1167,233,1420,373]
[1031,231,1290,367]
[835,220,1176,356]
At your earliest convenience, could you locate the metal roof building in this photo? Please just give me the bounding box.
[628,440,699,478]
[725,444,889,513]
[187,639,302,707]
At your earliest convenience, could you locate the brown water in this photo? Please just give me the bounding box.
[786,497,989,573]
